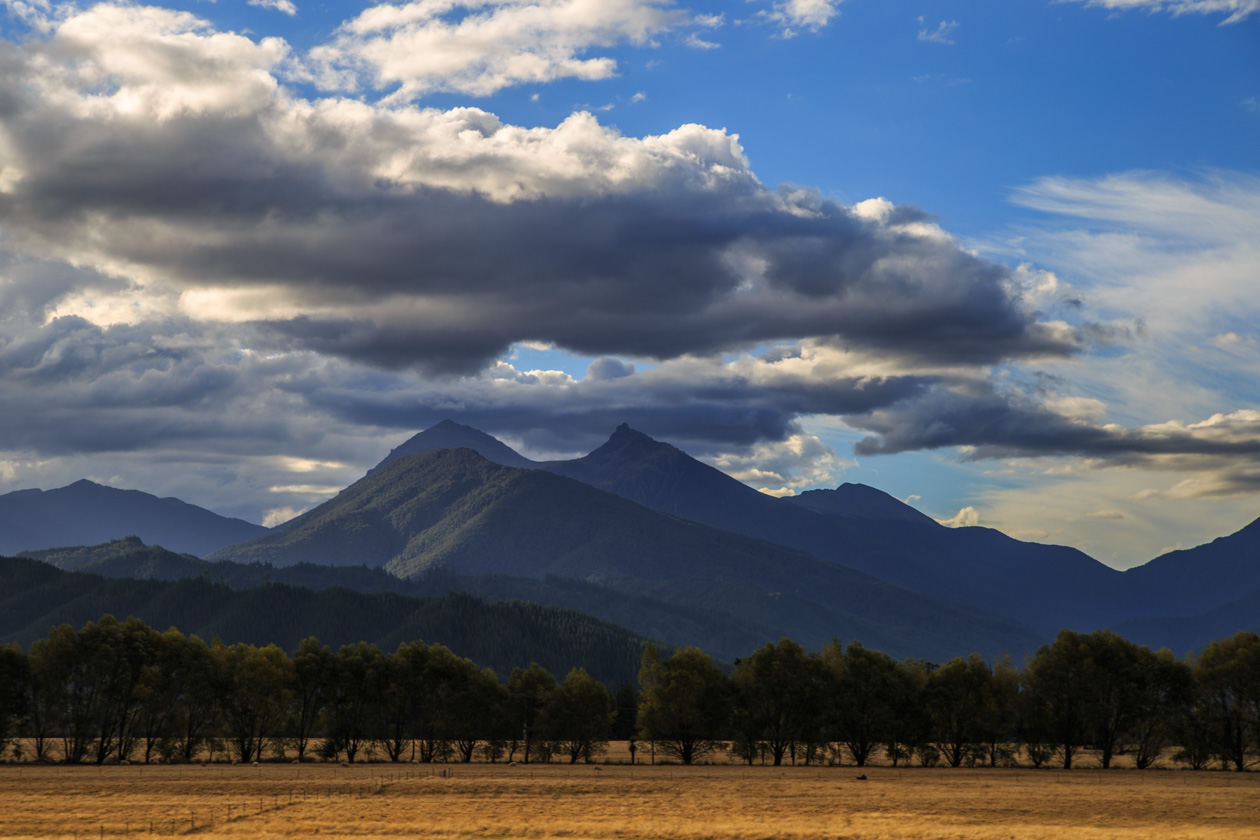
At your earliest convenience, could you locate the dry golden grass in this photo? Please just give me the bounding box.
[2,760,1259,840]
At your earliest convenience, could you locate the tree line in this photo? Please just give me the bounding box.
[2,616,1259,771]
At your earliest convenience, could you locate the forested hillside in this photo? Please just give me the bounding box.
[0,556,649,686]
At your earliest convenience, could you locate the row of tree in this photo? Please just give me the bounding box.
[3,617,1260,771]
[641,632,1260,771]
[0,616,619,766]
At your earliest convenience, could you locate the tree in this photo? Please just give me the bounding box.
[508,663,557,764]
[820,641,901,767]
[324,642,386,763]
[1195,631,1260,771]
[924,654,990,768]
[290,637,333,762]
[1129,648,1192,770]
[547,668,614,763]
[1022,630,1092,769]
[610,680,638,742]
[132,627,194,764]
[731,639,824,766]
[217,642,294,763]
[170,634,221,763]
[637,646,730,765]
[0,643,29,759]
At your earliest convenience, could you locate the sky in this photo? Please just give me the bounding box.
[0,0,1256,569]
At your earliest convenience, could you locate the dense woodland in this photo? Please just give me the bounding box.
[1,617,1259,771]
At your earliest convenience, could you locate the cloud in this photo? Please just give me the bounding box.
[263,506,307,527]
[249,0,297,16]
[850,376,1260,464]
[937,506,980,528]
[307,0,682,101]
[0,4,1077,379]
[917,18,959,45]
[585,357,636,380]
[685,32,720,49]
[762,0,842,37]
[709,432,855,496]
[1061,0,1259,25]
[1084,509,1125,519]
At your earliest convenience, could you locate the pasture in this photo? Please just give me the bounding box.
[2,759,1259,840]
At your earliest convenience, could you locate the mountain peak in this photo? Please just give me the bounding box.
[594,424,677,456]
[66,479,106,490]
[787,483,938,526]
[370,420,535,474]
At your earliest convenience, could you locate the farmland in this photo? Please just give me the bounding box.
[2,760,1259,840]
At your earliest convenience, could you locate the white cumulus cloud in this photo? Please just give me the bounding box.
[307,0,682,101]
[249,0,298,16]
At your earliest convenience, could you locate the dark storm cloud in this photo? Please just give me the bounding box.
[849,384,1260,462]
[0,316,310,455]
[291,352,936,456]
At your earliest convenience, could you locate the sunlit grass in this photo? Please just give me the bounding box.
[3,759,1259,839]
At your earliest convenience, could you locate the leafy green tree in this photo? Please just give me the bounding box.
[450,663,506,763]
[1022,630,1092,769]
[132,627,195,764]
[324,642,386,763]
[29,622,99,763]
[217,642,294,763]
[637,646,729,765]
[820,641,901,767]
[378,641,425,763]
[290,637,333,762]
[1129,647,1193,770]
[0,643,29,758]
[924,654,991,767]
[546,667,614,763]
[886,659,929,767]
[170,634,221,763]
[1077,630,1150,769]
[508,663,557,764]
[610,680,638,742]
[731,639,824,766]
[976,654,1020,767]
[1196,631,1260,771]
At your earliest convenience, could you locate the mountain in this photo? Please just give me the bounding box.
[21,536,212,579]
[788,484,939,525]
[1114,584,1260,655]
[533,424,1121,634]
[1120,516,1260,618]
[0,555,651,686]
[210,447,1044,661]
[23,536,774,660]
[0,480,268,557]
[371,419,536,474]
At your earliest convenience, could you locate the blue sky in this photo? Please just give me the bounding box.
[0,0,1256,568]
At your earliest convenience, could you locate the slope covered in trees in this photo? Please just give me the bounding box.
[0,556,649,686]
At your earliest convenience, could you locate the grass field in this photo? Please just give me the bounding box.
[2,759,1259,840]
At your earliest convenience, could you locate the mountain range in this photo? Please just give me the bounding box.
[0,480,267,557]
[4,419,1259,662]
